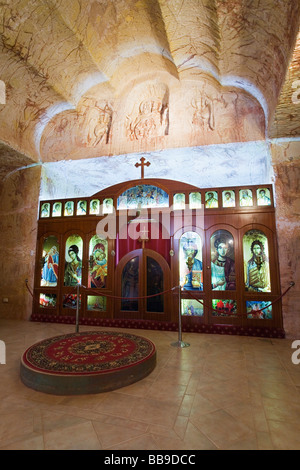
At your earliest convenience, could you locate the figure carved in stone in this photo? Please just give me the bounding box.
[52,114,78,149]
[126,98,169,141]
[92,104,113,145]
[56,118,68,136]
[80,100,113,146]
[191,94,215,131]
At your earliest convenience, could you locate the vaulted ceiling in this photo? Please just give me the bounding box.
[0,0,299,180]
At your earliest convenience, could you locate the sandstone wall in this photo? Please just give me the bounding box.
[271,140,300,338]
[0,166,41,320]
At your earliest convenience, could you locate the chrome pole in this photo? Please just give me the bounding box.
[171,286,190,348]
[75,283,80,333]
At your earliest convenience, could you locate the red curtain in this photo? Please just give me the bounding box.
[116,221,171,265]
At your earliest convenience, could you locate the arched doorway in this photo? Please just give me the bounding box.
[115,249,171,321]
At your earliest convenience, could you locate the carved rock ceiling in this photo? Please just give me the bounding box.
[0,0,299,178]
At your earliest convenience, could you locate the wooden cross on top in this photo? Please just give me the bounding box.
[135,157,151,179]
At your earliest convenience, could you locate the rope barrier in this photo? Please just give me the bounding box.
[25,280,295,325]
[88,285,179,300]
[25,280,78,307]
[185,281,296,317]
[26,279,295,308]
[26,279,178,302]
[184,289,243,315]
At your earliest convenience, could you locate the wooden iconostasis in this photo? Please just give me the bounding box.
[33,179,283,333]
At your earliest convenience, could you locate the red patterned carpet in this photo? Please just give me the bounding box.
[20,331,156,395]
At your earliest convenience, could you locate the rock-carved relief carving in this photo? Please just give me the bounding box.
[79,99,113,147]
[126,98,169,141]
[191,94,215,131]
[55,117,69,136]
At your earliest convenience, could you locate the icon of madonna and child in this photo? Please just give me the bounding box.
[41,244,59,287]
[88,240,108,288]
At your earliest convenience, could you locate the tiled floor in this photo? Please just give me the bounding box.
[0,318,300,450]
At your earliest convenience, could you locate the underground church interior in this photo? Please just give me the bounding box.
[0,0,299,451]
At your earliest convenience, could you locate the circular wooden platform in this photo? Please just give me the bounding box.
[20,330,156,395]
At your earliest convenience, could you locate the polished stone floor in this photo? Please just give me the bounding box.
[0,318,300,450]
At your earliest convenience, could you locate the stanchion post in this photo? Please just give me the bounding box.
[178,284,182,343]
[76,283,80,333]
[171,285,190,348]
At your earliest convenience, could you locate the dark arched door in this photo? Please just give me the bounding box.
[115,249,171,321]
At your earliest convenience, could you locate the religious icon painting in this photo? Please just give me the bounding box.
[40,202,50,218]
[246,301,272,319]
[87,296,107,311]
[90,199,100,215]
[239,189,253,206]
[77,200,87,215]
[222,190,235,208]
[257,188,271,206]
[180,232,203,291]
[243,229,271,293]
[189,192,202,209]
[212,299,237,317]
[103,198,114,214]
[52,202,62,217]
[40,235,59,287]
[181,299,203,317]
[210,230,236,291]
[117,185,169,209]
[121,257,139,311]
[205,191,218,208]
[64,234,83,286]
[88,235,108,288]
[173,193,185,210]
[146,257,164,313]
[64,201,74,216]
[63,294,81,309]
[117,194,127,210]
[39,293,57,308]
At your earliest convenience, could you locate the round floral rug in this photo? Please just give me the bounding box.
[20,330,156,395]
